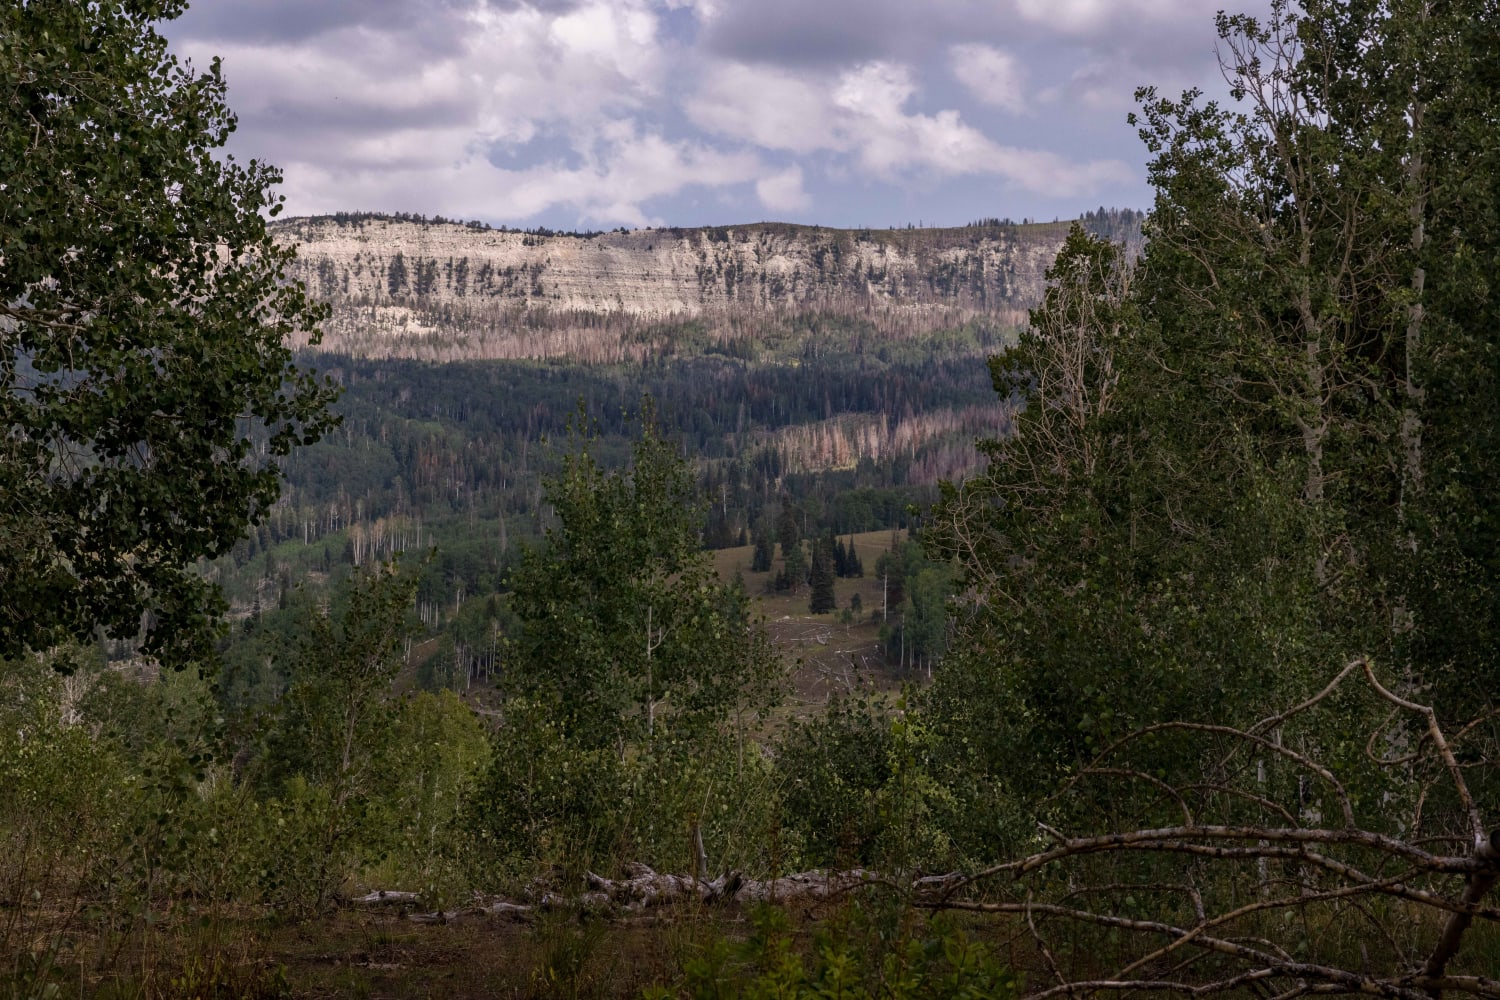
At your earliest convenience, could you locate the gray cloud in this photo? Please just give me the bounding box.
[176,0,447,44]
[159,0,1265,228]
[698,0,917,66]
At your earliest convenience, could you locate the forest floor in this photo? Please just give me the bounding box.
[88,899,1025,999]
[238,908,687,999]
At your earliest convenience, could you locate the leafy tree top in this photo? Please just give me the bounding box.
[1,0,339,665]
[506,397,781,748]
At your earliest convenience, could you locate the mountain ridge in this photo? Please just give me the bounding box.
[272,212,1143,362]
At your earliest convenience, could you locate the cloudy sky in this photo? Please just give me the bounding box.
[166,0,1259,230]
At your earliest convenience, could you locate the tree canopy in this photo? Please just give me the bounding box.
[930,0,1500,801]
[506,399,781,749]
[0,0,338,664]
[917,1,1500,989]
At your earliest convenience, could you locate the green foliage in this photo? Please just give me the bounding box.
[774,697,958,872]
[875,539,952,671]
[921,0,1500,863]
[0,653,128,892]
[245,565,421,911]
[679,905,1019,1000]
[0,0,338,665]
[256,566,415,791]
[833,536,864,578]
[0,649,292,987]
[467,697,628,880]
[366,690,491,904]
[926,220,1334,808]
[750,528,775,573]
[776,698,895,866]
[469,406,789,881]
[807,539,837,615]
[470,705,786,882]
[778,498,802,558]
[507,398,781,749]
[776,540,809,595]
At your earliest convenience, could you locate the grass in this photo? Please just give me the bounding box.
[43,896,1030,1000]
[711,530,912,725]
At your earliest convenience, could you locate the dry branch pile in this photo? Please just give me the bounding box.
[920,659,1500,1000]
[355,866,967,924]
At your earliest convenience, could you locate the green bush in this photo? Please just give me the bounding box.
[365,690,492,906]
[467,698,629,883]
[468,705,789,884]
[774,697,893,867]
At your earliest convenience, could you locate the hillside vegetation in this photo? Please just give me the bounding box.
[7,0,1500,998]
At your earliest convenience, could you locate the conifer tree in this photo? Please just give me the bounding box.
[778,497,801,560]
[751,528,775,573]
[808,540,837,614]
[780,539,808,594]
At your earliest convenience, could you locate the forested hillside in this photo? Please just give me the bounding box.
[7,0,1500,998]
[216,210,1144,628]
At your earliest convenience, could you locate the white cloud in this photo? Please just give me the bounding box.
[182,0,777,223]
[949,44,1026,113]
[682,63,837,154]
[831,61,915,118]
[277,122,762,227]
[689,59,1130,195]
[197,0,668,173]
[1013,0,1115,34]
[756,165,811,213]
[831,62,999,177]
[1011,0,1199,37]
[547,3,660,85]
[172,0,1191,224]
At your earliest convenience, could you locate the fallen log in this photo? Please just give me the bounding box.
[351,890,422,906]
[354,866,964,922]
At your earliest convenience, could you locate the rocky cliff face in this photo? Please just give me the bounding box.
[273,215,1114,362]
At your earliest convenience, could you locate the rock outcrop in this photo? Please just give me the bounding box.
[273,215,1117,362]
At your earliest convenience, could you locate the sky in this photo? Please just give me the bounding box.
[165,0,1262,231]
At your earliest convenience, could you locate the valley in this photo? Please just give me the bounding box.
[216,211,1142,646]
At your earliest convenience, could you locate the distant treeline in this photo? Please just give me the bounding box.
[286,208,1145,245]
[295,210,634,240]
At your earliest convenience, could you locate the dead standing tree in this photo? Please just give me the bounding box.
[926,659,1500,999]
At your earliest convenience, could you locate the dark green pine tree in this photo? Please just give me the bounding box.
[750,527,775,573]
[781,538,808,594]
[842,536,864,578]
[387,252,409,296]
[778,496,801,559]
[808,539,836,614]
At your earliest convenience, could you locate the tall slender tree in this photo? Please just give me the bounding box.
[808,539,836,615]
[929,0,1500,807]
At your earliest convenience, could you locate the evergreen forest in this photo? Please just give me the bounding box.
[4,0,1500,997]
